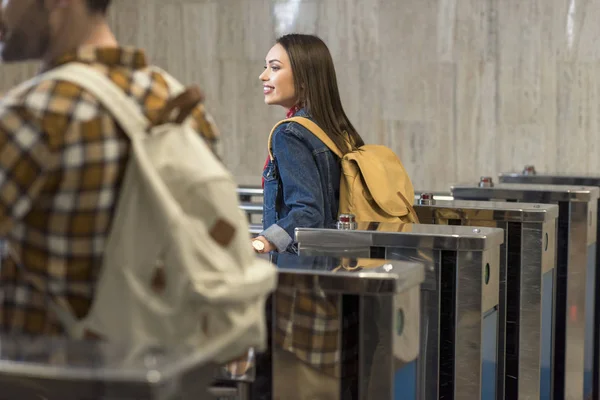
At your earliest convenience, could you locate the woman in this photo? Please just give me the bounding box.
[253,34,364,255]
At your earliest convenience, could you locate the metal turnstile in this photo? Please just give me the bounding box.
[500,169,600,400]
[295,224,504,400]
[414,198,558,399]
[271,254,424,400]
[499,168,600,400]
[452,181,599,400]
[0,335,226,399]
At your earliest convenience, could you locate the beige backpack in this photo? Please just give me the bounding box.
[268,117,419,223]
[10,63,277,363]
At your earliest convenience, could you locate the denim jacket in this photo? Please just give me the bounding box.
[261,109,341,253]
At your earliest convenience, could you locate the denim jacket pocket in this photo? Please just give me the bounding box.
[262,162,279,212]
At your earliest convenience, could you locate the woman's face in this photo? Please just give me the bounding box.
[259,43,297,109]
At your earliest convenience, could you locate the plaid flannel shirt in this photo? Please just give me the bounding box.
[274,261,366,378]
[274,279,342,377]
[0,46,220,335]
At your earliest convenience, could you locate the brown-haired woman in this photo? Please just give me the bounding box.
[253,33,364,255]
[251,33,365,400]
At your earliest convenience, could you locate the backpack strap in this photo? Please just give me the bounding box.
[268,117,344,160]
[397,191,420,224]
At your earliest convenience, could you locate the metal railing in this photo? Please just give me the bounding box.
[239,186,454,203]
[237,186,263,203]
[240,202,262,215]
[236,186,455,233]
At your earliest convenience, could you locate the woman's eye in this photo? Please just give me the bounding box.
[271,66,280,71]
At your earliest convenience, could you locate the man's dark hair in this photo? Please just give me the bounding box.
[86,0,111,14]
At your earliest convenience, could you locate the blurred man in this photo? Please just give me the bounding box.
[0,0,219,334]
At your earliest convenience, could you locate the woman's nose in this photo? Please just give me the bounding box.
[259,69,268,81]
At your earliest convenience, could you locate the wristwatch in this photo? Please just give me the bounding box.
[252,240,265,252]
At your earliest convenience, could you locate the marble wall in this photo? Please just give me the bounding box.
[1,0,598,191]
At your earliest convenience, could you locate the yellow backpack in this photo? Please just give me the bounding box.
[268,117,419,224]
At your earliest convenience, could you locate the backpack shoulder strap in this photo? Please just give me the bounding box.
[268,116,344,160]
[397,191,420,223]
[41,63,150,141]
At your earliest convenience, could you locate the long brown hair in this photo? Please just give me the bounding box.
[276,34,364,154]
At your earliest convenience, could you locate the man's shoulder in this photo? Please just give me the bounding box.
[0,72,103,123]
[0,64,166,130]
[0,64,221,154]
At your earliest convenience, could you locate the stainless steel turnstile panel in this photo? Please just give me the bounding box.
[272,255,424,400]
[414,200,558,400]
[499,171,600,400]
[296,224,503,400]
[0,336,222,399]
[452,182,599,400]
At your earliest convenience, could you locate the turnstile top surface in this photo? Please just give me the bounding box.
[295,223,504,251]
[273,254,424,295]
[415,200,559,222]
[0,335,217,384]
[451,182,600,202]
[499,172,600,186]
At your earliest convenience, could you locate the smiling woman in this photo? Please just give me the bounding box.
[259,43,297,109]
[252,34,365,256]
